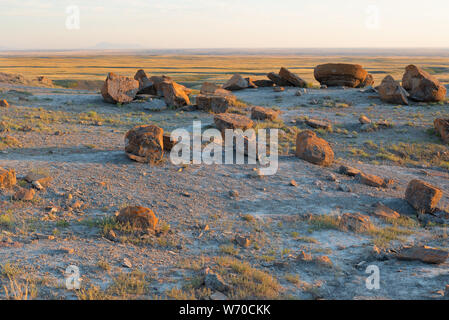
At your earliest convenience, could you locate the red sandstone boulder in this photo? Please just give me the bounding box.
[295,130,334,166]
[378,75,409,105]
[314,63,373,88]
[402,65,447,102]
[101,72,139,104]
[125,125,164,164]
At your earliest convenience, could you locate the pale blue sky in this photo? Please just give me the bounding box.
[0,0,448,49]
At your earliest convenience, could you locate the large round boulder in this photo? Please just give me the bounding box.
[295,130,334,166]
[314,63,373,88]
[117,206,158,231]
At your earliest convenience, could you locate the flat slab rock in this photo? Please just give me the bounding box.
[397,246,449,265]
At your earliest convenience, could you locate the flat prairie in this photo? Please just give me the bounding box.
[0,54,448,89]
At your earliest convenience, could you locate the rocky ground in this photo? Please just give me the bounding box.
[0,81,449,300]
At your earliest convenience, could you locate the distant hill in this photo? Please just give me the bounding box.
[90,42,144,50]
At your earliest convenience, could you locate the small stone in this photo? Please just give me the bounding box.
[229,190,239,198]
[357,172,387,188]
[297,251,313,262]
[235,235,251,248]
[305,119,332,130]
[314,256,333,268]
[338,183,352,193]
[338,165,361,177]
[359,115,372,124]
[273,86,285,92]
[0,99,9,107]
[123,258,133,268]
[372,203,400,220]
[290,180,298,187]
[204,271,229,292]
[13,188,36,201]
[32,181,44,190]
[210,291,228,301]
[340,213,373,233]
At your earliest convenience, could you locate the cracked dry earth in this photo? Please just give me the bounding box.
[0,83,449,300]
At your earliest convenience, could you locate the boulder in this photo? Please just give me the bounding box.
[125,125,164,164]
[402,65,447,102]
[397,246,449,264]
[295,130,334,166]
[196,94,237,113]
[159,80,190,108]
[267,72,291,87]
[0,99,9,107]
[378,75,409,105]
[101,72,139,104]
[314,63,373,88]
[340,213,373,233]
[279,67,307,87]
[251,106,279,121]
[214,113,254,134]
[134,69,156,95]
[405,179,442,213]
[253,79,275,88]
[434,118,449,143]
[116,206,158,231]
[150,75,173,96]
[223,74,249,91]
[0,167,16,189]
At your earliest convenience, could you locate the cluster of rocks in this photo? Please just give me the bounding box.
[218,67,308,92]
[101,70,191,108]
[0,167,52,201]
[377,65,447,104]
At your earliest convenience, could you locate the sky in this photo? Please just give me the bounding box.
[0,0,449,50]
